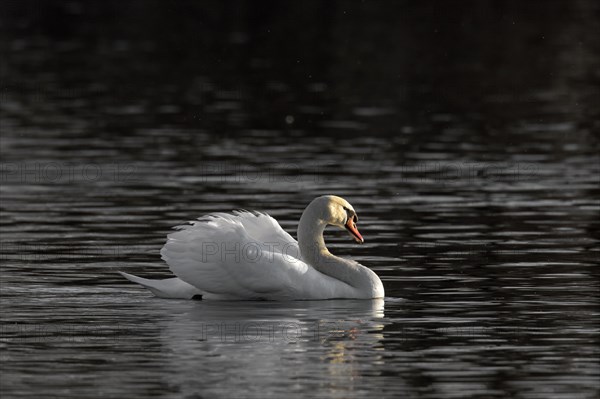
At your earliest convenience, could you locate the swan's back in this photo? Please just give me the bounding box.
[160,211,308,299]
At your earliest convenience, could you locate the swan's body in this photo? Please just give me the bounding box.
[120,195,384,300]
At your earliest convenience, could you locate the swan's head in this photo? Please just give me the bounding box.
[315,195,364,244]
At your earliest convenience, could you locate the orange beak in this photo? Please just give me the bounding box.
[345,217,364,244]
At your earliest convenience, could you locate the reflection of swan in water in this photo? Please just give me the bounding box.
[158,299,386,397]
[120,196,384,300]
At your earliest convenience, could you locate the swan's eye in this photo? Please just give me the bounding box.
[343,206,358,224]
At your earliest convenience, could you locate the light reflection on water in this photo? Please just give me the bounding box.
[1,1,599,398]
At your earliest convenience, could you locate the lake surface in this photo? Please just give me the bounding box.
[1,1,599,398]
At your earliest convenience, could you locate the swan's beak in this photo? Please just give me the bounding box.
[345,218,364,244]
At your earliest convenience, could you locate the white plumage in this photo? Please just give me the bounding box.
[121,196,385,300]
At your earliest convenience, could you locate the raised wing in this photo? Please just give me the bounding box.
[209,211,300,259]
[160,211,307,299]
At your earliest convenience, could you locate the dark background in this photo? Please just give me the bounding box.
[1,1,599,398]
[2,0,599,138]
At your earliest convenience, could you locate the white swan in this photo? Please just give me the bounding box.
[120,195,384,300]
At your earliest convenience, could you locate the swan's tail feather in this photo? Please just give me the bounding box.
[118,271,203,299]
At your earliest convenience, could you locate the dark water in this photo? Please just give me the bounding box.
[1,1,599,398]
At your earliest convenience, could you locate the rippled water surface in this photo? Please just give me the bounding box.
[1,1,599,398]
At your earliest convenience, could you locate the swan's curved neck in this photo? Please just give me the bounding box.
[297,213,329,263]
[297,204,365,290]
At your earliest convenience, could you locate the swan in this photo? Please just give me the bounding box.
[120,195,384,300]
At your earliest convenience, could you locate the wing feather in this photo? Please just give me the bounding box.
[160,211,306,299]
